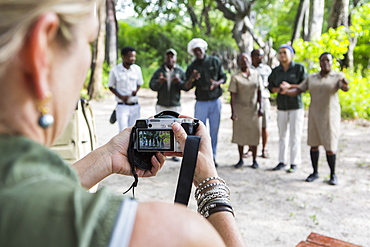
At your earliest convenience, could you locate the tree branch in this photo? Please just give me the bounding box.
[215,0,236,20]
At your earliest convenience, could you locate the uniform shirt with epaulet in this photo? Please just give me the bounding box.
[185,54,227,101]
[268,61,307,110]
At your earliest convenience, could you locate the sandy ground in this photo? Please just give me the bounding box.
[90,88,370,247]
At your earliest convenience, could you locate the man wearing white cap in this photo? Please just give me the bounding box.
[184,38,227,167]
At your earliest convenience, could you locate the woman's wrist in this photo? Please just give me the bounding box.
[195,176,234,218]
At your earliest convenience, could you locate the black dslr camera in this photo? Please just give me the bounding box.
[128,111,199,170]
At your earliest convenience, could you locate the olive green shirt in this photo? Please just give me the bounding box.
[0,135,123,247]
[185,54,227,101]
[268,61,307,110]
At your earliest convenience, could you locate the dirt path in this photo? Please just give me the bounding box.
[90,88,370,247]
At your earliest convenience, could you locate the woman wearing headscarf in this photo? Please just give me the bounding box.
[280,52,349,185]
[0,1,245,246]
[268,44,308,173]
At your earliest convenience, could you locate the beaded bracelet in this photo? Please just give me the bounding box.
[197,193,230,212]
[196,185,230,201]
[195,182,226,197]
[198,193,228,211]
[195,183,230,200]
[196,176,226,189]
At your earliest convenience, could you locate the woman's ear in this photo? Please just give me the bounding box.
[19,13,60,100]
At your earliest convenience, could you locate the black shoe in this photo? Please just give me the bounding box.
[234,160,244,168]
[329,174,338,185]
[251,161,259,169]
[214,159,219,168]
[171,156,180,162]
[287,164,297,173]
[260,149,269,158]
[272,162,286,170]
[306,173,319,182]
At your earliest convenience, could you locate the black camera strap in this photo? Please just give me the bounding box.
[123,126,139,197]
[174,136,201,206]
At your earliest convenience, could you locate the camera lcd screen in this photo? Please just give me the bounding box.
[137,129,174,151]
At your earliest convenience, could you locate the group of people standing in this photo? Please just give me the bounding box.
[108,39,349,186]
[0,0,351,244]
[109,38,226,167]
[228,44,349,186]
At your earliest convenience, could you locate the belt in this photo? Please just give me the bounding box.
[118,102,138,106]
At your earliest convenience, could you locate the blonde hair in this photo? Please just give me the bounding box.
[0,0,100,76]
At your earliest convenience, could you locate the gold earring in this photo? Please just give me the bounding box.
[37,92,54,128]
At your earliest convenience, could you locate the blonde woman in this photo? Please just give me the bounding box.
[0,1,245,246]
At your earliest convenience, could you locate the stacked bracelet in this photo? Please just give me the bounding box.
[195,176,234,218]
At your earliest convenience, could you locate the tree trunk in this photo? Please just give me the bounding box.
[307,0,324,41]
[291,0,310,44]
[88,1,106,100]
[106,0,118,66]
[302,4,309,40]
[328,0,349,28]
[201,2,212,35]
[232,16,253,53]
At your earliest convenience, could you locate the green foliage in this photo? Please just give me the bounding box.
[291,27,370,119]
[255,0,299,48]
[293,26,349,73]
[339,69,370,119]
[118,21,192,68]
[117,17,236,87]
[351,3,370,71]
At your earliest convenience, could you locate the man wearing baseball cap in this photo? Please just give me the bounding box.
[149,48,187,161]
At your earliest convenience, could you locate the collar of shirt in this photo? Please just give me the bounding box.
[119,63,134,71]
[277,61,296,71]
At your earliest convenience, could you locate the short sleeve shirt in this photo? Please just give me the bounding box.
[229,69,263,108]
[0,135,136,247]
[108,63,144,104]
[268,61,307,110]
[185,54,227,101]
[251,63,272,98]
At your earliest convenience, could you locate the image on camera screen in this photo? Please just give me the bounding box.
[137,130,174,151]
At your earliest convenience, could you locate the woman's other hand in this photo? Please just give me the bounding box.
[164,116,218,187]
[107,127,166,178]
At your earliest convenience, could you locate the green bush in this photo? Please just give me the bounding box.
[339,69,370,119]
[293,27,370,120]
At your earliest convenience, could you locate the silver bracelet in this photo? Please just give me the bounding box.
[197,188,230,206]
[196,184,230,201]
[197,192,230,212]
[195,182,225,197]
[199,198,230,214]
[196,176,226,189]
[195,183,230,200]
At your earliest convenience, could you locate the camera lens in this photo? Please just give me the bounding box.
[148,124,152,128]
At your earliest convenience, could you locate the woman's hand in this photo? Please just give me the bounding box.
[106,127,166,178]
[231,113,238,121]
[339,78,349,91]
[164,116,218,187]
